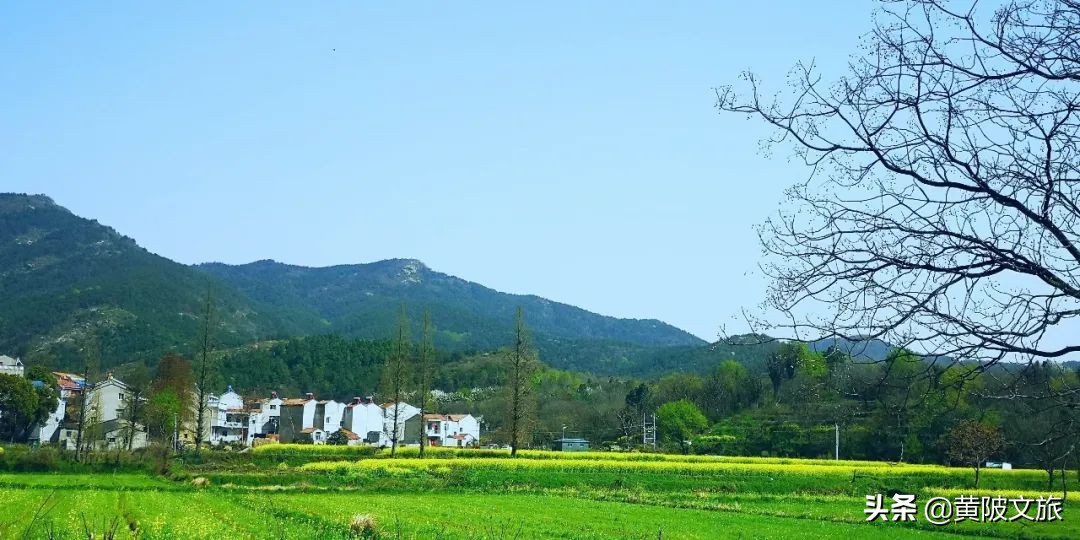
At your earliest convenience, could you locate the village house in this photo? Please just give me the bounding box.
[56,374,148,450]
[244,391,283,445]
[315,399,346,433]
[383,402,422,446]
[207,386,249,446]
[277,393,318,443]
[0,355,24,377]
[341,397,385,446]
[424,413,481,448]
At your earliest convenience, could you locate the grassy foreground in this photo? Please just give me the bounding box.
[0,448,1075,539]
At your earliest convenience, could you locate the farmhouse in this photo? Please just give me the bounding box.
[207,386,249,446]
[52,373,149,451]
[0,355,24,377]
[277,393,318,443]
[383,402,422,446]
[424,413,480,448]
[342,397,385,445]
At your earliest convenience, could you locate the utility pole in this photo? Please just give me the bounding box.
[834,423,839,460]
[643,412,657,450]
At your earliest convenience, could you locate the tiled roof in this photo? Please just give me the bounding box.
[53,372,86,391]
[423,414,472,422]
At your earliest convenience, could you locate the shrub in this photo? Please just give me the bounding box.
[349,514,378,539]
[692,435,737,456]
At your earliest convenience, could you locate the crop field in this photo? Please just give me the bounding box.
[0,449,1076,539]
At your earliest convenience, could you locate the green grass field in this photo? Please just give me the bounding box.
[0,448,1075,539]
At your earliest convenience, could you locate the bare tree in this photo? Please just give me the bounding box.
[506,307,538,457]
[717,0,1080,371]
[193,285,215,455]
[74,336,101,463]
[383,304,411,458]
[121,363,150,451]
[417,310,435,458]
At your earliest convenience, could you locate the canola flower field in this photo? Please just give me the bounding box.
[0,448,1076,539]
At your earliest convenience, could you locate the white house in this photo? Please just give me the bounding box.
[315,399,346,432]
[57,374,148,450]
[382,402,421,446]
[424,413,480,447]
[342,397,385,446]
[90,375,130,424]
[245,392,283,445]
[208,386,250,446]
[0,355,24,377]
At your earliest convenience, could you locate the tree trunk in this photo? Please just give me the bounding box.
[74,384,87,462]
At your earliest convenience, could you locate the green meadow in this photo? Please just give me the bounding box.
[0,448,1074,539]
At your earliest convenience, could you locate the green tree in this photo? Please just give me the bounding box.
[657,399,709,454]
[0,374,44,442]
[24,366,60,439]
[505,307,538,457]
[146,389,183,447]
[326,429,349,446]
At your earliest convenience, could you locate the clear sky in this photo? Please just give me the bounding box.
[2,2,877,340]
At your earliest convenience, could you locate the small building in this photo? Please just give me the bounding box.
[0,355,24,377]
[315,399,345,432]
[278,393,318,444]
[208,386,250,446]
[383,402,422,446]
[424,413,480,448]
[300,427,326,444]
[342,397,385,446]
[552,437,590,452]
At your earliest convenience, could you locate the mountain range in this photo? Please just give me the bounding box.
[0,193,709,374]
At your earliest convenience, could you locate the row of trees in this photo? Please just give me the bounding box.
[381,305,539,457]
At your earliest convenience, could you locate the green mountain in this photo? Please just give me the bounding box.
[0,194,324,368]
[0,193,705,374]
[196,259,703,357]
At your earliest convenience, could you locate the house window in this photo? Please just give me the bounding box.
[269,405,277,410]
[118,393,125,401]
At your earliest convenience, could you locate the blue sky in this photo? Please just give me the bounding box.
[2,2,876,340]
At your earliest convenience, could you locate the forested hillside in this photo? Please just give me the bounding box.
[196,259,703,350]
[0,194,320,369]
[0,193,706,376]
